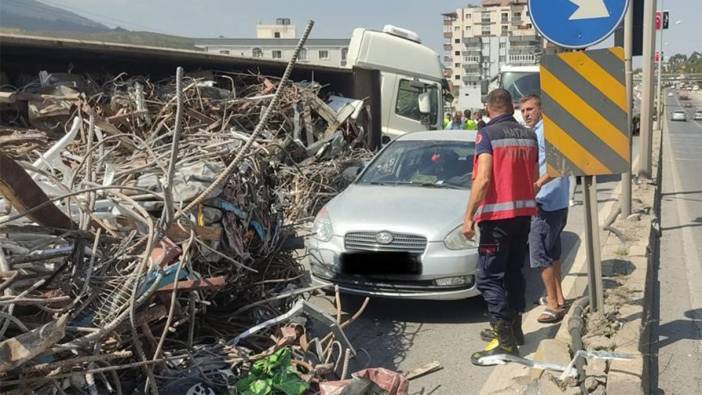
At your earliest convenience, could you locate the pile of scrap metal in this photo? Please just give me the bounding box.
[0,34,378,394]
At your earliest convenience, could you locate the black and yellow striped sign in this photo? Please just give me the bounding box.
[541,47,629,176]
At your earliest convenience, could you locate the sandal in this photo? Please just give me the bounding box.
[538,296,571,310]
[537,308,565,324]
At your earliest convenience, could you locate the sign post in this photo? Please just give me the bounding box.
[529,0,631,313]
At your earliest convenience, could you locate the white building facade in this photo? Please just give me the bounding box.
[443,0,542,110]
[194,19,350,67]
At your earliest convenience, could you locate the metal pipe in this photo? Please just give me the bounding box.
[656,1,664,122]
[638,0,658,178]
[622,0,634,216]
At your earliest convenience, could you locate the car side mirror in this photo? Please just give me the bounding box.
[418,92,431,114]
[342,166,362,182]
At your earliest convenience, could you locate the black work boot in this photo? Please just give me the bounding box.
[512,314,524,345]
[471,319,520,366]
[479,314,524,345]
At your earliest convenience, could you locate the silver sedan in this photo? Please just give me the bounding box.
[306,130,480,300]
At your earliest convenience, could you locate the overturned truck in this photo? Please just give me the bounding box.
[0,29,439,394]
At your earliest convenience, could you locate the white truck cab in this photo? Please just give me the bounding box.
[346,26,444,141]
[497,65,540,125]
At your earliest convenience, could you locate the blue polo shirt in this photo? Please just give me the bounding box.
[534,119,570,211]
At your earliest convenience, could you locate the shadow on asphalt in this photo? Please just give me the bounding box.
[339,294,488,325]
[655,308,702,350]
[661,216,702,232]
[329,229,584,374]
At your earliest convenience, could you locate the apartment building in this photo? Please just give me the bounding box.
[194,18,350,67]
[443,0,542,110]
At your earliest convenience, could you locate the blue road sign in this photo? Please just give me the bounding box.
[529,0,629,48]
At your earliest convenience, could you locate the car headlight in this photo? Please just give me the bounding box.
[312,208,334,242]
[444,225,478,250]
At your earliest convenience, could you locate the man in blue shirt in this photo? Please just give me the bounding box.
[519,95,570,324]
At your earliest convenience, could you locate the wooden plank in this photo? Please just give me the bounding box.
[0,152,77,229]
[154,276,227,293]
[166,223,222,241]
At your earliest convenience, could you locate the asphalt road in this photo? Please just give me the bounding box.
[308,140,636,393]
[650,91,702,395]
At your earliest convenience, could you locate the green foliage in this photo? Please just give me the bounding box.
[235,348,309,395]
[667,51,702,74]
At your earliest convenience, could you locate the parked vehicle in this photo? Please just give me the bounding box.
[694,110,702,121]
[306,130,480,300]
[671,111,687,121]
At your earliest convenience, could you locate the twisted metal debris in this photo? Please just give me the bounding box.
[0,20,378,394]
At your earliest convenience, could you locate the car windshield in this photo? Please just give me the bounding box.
[501,72,540,103]
[357,140,474,189]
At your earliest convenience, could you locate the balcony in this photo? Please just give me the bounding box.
[510,36,540,48]
[508,55,537,64]
[463,57,481,64]
[463,74,482,83]
[463,64,481,73]
[444,44,453,51]
[444,55,453,63]
[511,18,524,26]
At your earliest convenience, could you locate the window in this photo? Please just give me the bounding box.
[455,25,460,31]
[527,23,532,28]
[272,50,282,59]
[395,79,439,123]
[499,42,506,49]
[501,12,508,23]
[455,75,461,80]
[319,50,329,59]
[299,48,307,61]
[455,51,460,56]
[219,49,230,55]
[501,25,508,34]
[465,26,471,31]
[499,55,506,62]
[455,63,460,68]
[454,38,460,44]
[341,48,348,60]
[252,47,263,57]
[514,12,521,17]
[274,32,281,38]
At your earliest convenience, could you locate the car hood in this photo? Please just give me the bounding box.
[324,184,470,242]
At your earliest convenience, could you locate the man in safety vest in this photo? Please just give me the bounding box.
[464,109,477,130]
[462,88,539,366]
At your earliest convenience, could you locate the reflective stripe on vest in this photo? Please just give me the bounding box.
[475,199,537,217]
[490,138,537,148]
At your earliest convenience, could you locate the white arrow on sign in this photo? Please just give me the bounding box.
[568,0,610,20]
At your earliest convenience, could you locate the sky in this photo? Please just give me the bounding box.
[39,0,700,59]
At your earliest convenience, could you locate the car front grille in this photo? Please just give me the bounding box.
[344,231,427,254]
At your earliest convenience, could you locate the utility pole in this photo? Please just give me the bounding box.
[621,0,634,217]
[638,0,657,178]
[656,2,664,121]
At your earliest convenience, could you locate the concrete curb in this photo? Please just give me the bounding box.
[479,187,623,394]
[479,129,663,394]
[544,127,661,394]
